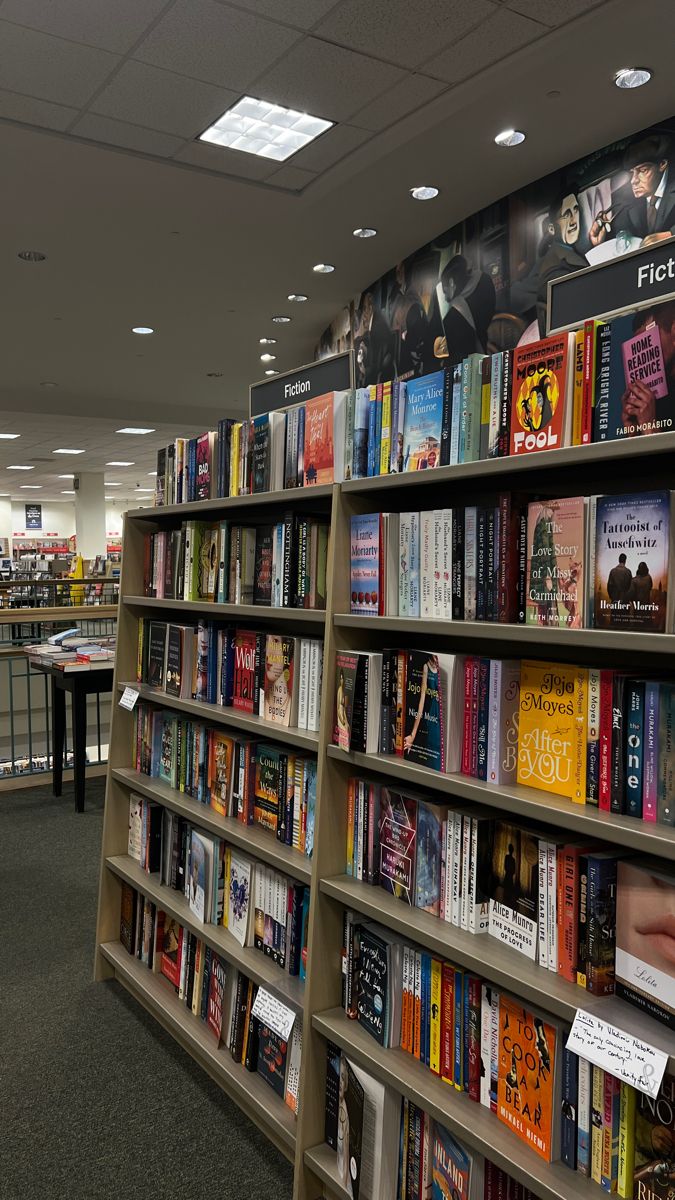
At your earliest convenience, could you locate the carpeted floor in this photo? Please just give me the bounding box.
[1,777,294,1200]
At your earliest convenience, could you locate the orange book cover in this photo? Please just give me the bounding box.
[304,392,334,485]
[510,333,573,456]
[208,730,234,816]
[497,995,558,1162]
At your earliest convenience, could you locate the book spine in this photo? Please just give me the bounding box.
[591,1066,604,1184]
[582,319,595,445]
[593,323,612,442]
[467,975,481,1102]
[625,680,644,818]
[497,349,512,457]
[643,680,659,821]
[409,512,420,617]
[451,507,465,620]
[599,669,613,811]
[617,1081,636,1199]
[379,380,391,475]
[610,674,626,814]
[480,984,491,1108]
[561,1045,579,1169]
[537,840,548,968]
[577,1055,592,1176]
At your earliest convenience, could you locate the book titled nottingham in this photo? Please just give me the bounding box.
[350,513,381,615]
[402,371,445,471]
[526,496,585,628]
[509,333,573,456]
[593,491,672,633]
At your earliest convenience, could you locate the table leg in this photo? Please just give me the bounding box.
[52,678,66,797]
[72,684,87,813]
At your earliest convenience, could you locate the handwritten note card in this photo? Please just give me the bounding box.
[251,987,296,1043]
[566,1009,668,1097]
[119,686,139,711]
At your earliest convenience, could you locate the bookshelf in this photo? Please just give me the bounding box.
[96,422,675,1200]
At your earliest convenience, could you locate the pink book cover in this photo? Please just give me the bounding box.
[622,322,668,400]
[304,393,334,485]
[196,432,212,500]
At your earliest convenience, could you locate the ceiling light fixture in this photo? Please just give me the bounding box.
[52,448,84,455]
[259,337,277,345]
[106,481,123,486]
[614,66,652,88]
[135,487,155,493]
[17,250,46,262]
[271,315,291,323]
[200,95,332,162]
[40,381,58,388]
[260,353,276,363]
[20,484,42,489]
[7,465,33,470]
[265,370,278,376]
[0,434,20,440]
[313,263,334,273]
[61,489,76,495]
[287,293,308,302]
[58,474,75,479]
[494,129,526,147]
[131,326,154,335]
[410,186,439,200]
[106,460,135,466]
[353,228,377,238]
[146,472,157,477]
[116,428,155,435]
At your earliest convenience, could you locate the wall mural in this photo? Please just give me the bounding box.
[315,119,675,385]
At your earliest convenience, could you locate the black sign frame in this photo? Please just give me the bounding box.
[548,235,675,333]
[249,350,353,418]
[25,503,42,531]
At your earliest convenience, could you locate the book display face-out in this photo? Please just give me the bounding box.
[96,331,675,1200]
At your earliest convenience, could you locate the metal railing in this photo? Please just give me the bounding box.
[0,578,119,609]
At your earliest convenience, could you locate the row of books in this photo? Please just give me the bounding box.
[144,512,329,610]
[350,488,675,633]
[154,300,675,511]
[333,649,675,823]
[119,881,302,1112]
[134,702,317,855]
[127,792,310,971]
[138,618,324,731]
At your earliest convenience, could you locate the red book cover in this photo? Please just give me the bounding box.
[440,961,455,1085]
[232,630,257,713]
[461,656,474,775]
[160,917,183,988]
[509,333,573,456]
[206,954,226,1041]
[498,996,557,1162]
[468,974,481,1102]
[598,669,614,811]
[582,319,596,445]
[196,432,212,501]
[304,392,334,485]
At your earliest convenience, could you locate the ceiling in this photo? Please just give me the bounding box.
[1,0,674,461]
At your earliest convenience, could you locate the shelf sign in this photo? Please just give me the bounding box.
[251,986,296,1042]
[566,1008,668,1097]
[25,504,42,530]
[249,350,353,417]
[548,236,675,332]
[118,686,139,711]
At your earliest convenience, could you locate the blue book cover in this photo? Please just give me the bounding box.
[414,800,443,916]
[402,371,444,471]
[577,1059,591,1176]
[350,512,381,615]
[420,952,431,1067]
[367,390,377,476]
[431,1123,473,1200]
[352,388,370,479]
[625,679,645,817]
[561,1044,579,1169]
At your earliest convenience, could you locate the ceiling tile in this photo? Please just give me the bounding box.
[316,0,496,68]
[218,0,340,29]
[0,0,170,54]
[0,20,119,106]
[90,61,238,139]
[266,163,316,191]
[71,113,185,157]
[351,72,447,133]
[256,37,405,123]
[133,0,301,90]
[506,0,602,24]
[0,89,77,131]
[291,122,371,171]
[423,6,544,82]
[174,140,278,179]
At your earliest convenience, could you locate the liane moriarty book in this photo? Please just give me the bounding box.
[350,512,381,615]
[593,491,673,633]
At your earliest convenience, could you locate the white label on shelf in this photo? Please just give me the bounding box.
[251,987,296,1043]
[566,1009,667,1097]
[488,899,537,960]
[119,686,139,711]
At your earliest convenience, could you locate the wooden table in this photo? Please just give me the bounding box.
[29,661,114,812]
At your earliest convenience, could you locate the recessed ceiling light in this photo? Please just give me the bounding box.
[494,129,526,147]
[260,353,276,363]
[135,487,155,493]
[0,494,10,497]
[61,489,76,495]
[116,428,155,435]
[7,465,33,470]
[20,484,42,489]
[199,95,332,162]
[104,496,115,501]
[259,337,277,345]
[146,472,157,477]
[18,250,46,262]
[131,326,154,335]
[287,293,308,302]
[0,433,20,440]
[106,481,123,486]
[40,381,58,388]
[614,66,652,88]
[106,460,135,466]
[313,263,334,273]
[410,186,439,200]
[265,370,278,376]
[271,315,291,323]
[58,474,75,479]
[353,228,377,238]
[52,448,84,454]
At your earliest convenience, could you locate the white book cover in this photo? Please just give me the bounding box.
[420,510,434,618]
[228,851,253,947]
[343,389,355,481]
[285,1019,303,1115]
[128,793,143,862]
[189,830,213,924]
[450,811,462,927]
[449,361,462,466]
[440,652,464,773]
[307,639,323,732]
[487,658,520,786]
[464,506,477,620]
[480,985,492,1108]
[269,410,286,492]
[537,839,548,967]
[365,652,383,754]
[398,513,412,616]
[383,512,400,616]
[441,508,453,619]
[442,815,454,922]
[488,351,502,457]
[468,817,490,934]
[297,639,309,730]
[409,511,420,617]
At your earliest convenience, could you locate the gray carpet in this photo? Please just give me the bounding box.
[1,778,294,1200]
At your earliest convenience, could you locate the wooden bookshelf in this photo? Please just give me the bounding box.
[126,482,334,522]
[125,595,326,626]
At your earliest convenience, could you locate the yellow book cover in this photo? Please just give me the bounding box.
[617,1081,636,1198]
[572,328,585,446]
[517,660,587,802]
[379,380,392,475]
[429,957,442,1075]
[222,847,231,927]
[592,1065,604,1184]
[229,422,241,497]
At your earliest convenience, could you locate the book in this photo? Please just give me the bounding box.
[253,525,273,606]
[357,922,403,1048]
[304,392,335,484]
[616,859,675,1030]
[489,821,540,961]
[509,333,574,455]
[403,650,457,773]
[351,513,382,615]
[593,491,673,633]
[378,787,418,905]
[594,306,675,442]
[633,1074,675,1200]
[526,496,585,628]
[402,371,446,471]
[257,1024,288,1097]
[432,1121,482,1200]
[259,634,298,727]
[228,852,253,947]
[517,660,587,802]
[497,995,559,1161]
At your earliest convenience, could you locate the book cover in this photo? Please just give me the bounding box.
[120,881,137,953]
[232,629,257,713]
[345,1058,365,1200]
[188,830,207,922]
[378,787,418,905]
[402,371,445,471]
[415,799,445,916]
[350,513,381,615]
[305,392,334,485]
[257,1025,288,1098]
[146,621,166,688]
[633,1074,675,1200]
[526,496,585,628]
[196,431,213,501]
[616,859,675,1030]
[595,307,675,442]
[403,650,445,772]
[509,333,572,456]
[517,660,587,802]
[253,525,273,606]
[593,491,671,633]
[357,924,393,1047]
[206,954,227,1041]
[208,731,234,816]
[260,633,296,726]
[489,821,540,961]
[228,851,252,947]
[160,916,183,988]
[252,414,271,494]
[431,1122,475,1200]
[497,996,558,1161]
[254,743,283,833]
[334,651,360,751]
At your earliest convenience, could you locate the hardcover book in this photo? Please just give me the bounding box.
[432,1122,480,1200]
[146,621,166,688]
[517,660,587,802]
[228,851,253,947]
[402,371,445,471]
[206,954,227,1041]
[403,651,456,773]
[509,333,574,456]
[196,431,215,501]
[304,392,334,485]
[593,491,672,633]
[497,996,558,1161]
[526,496,585,628]
[616,859,675,1030]
[254,743,284,833]
[232,629,257,713]
[208,731,234,816]
[160,916,183,988]
[489,821,540,960]
[350,513,381,615]
[633,1074,675,1200]
[253,525,273,606]
[594,306,675,443]
[378,787,418,905]
[257,1025,288,1098]
[260,633,296,727]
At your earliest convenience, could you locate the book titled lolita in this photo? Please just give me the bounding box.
[304,392,334,485]
[509,333,574,456]
[526,496,585,628]
[402,371,445,472]
[615,859,675,1030]
[350,513,381,615]
[593,490,673,633]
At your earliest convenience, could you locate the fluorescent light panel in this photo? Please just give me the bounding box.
[52,448,84,454]
[7,465,33,470]
[0,433,20,440]
[200,96,332,162]
[116,428,155,435]
[106,461,135,466]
